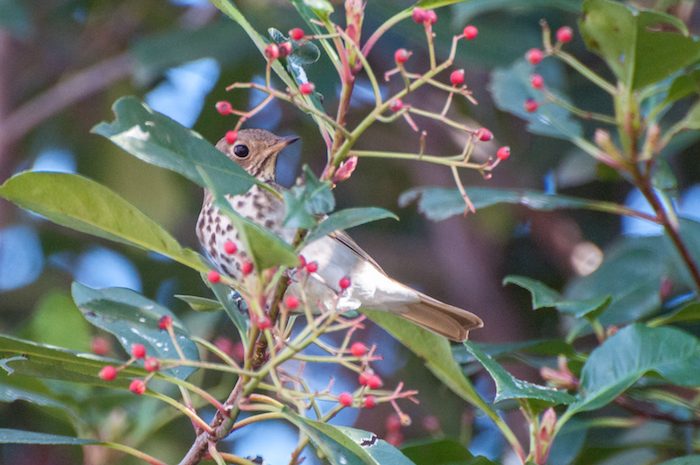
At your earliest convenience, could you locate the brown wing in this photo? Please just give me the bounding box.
[328,230,387,275]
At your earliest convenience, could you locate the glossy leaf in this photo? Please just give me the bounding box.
[71,283,199,379]
[504,275,610,319]
[398,186,645,222]
[303,0,333,17]
[0,379,73,414]
[268,27,321,86]
[569,324,700,414]
[0,429,99,445]
[580,0,700,89]
[205,280,249,343]
[401,439,497,465]
[490,60,582,139]
[174,295,223,312]
[648,302,700,327]
[452,339,575,364]
[363,309,484,407]
[0,335,143,389]
[285,408,415,465]
[92,96,260,196]
[306,207,398,242]
[656,457,700,465]
[0,172,207,272]
[283,165,335,229]
[463,341,575,406]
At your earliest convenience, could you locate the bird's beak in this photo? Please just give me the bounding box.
[272,135,300,152]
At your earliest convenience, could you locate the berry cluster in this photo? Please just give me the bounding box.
[98,336,165,395]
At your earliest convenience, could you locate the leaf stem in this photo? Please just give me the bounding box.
[551,49,617,95]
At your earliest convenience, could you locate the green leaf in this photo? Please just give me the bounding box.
[463,341,575,407]
[415,0,475,8]
[0,429,99,446]
[490,60,582,140]
[283,165,335,229]
[199,167,299,270]
[568,324,700,415]
[452,339,575,364]
[306,207,398,242]
[174,295,223,312]
[0,335,143,389]
[92,96,260,197]
[284,408,415,465]
[0,379,73,413]
[580,0,700,89]
[0,171,207,272]
[398,186,644,222]
[656,457,700,465]
[268,27,321,87]
[27,291,91,352]
[678,100,700,131]
[71,283,199,379]
[504,275,611,319]
[648,301,700,327]
[663,70,700,107]
[303,0,334,18]
[401,439,497,465]
[362,309,485,408]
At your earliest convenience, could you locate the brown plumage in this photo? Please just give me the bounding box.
[196,129,483,341]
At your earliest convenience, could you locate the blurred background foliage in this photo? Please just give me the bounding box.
[1,0,699,464]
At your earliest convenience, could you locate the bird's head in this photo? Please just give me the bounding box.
[216,129,299,181]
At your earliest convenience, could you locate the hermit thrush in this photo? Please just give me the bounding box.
[196,129,483,341]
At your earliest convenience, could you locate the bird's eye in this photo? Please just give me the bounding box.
[233,144,249,158]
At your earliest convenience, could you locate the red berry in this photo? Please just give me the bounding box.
[299,82,315,95]
[338,392,354,407]
[298,255,307,267]
[207,270,221,283]
[556,26,573,43]
[129,379,146,395]
[450,69,465,87]
[223,241,238,255]
[225,130,238,145]
[278,42,293,57]
[144,357,160,372]
[530,73,544,90]
[91,336,111,356]
[496,146,511,161]
[524,98,539,113]
[367,374,383,389]
[158,315,173,330]
[256,316,272,330]
[389,99,404,112]
[463,25,478,40]
[131,343,147,359]
[425,10,437,25]
[99,365,118,381]
[476,128,493,142]
[350,342,368,357]
[305,261,318,273]
[411,7,427,23]
[215,101,233,116]
[364,395,377,409]
[285,295,300,310]
[264,43,280,60]
[394,48,410,65]
[339,276,351,290]
[359,371,372,386]
[242,261,254,276]
[526,48,544,65]
[214,337,235,357]
[290,28,305,41]
[386,414,402,432]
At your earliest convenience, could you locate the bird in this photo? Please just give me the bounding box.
[196,128,483,341]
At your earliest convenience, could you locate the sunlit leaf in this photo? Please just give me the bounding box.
[580,0,700,89]
[0,172,207,272]
[568,324,700,414]
[648,301,700,327]
[463,341,575,407]
[72,283,199,379]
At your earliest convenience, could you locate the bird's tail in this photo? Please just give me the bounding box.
[388,293,483,342]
